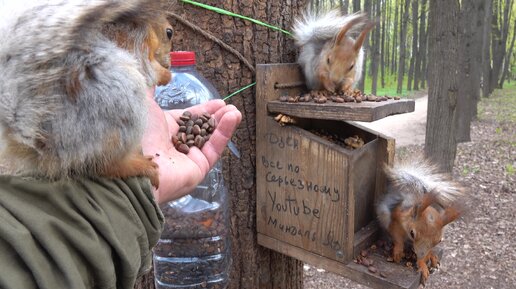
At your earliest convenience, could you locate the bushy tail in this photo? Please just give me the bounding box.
[292,9,368,47]
[384,158,466,206]
[0,0,168,149]
[0,0,172,177]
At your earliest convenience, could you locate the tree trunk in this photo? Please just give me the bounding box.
[135,1,307,288]
[371,0,381,95]
[380,0,387,88]
[396,0,410,94]
[417,0,428,90]
[425,0,460,173]
[341,0,349,14]
[482,0,493,97]
[490,0,513,91]
[456,0,490,143]
[353,0,361,12]
[357,0,372,91]
[391,2,399,75]
[409,0,419,91]
[499,21,516,87]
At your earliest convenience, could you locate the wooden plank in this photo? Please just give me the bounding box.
[267,99,415,122]
[256,117,354,262]
[353,221,380,257]
[258,233,442,289]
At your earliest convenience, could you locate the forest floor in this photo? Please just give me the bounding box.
[304,89,516,289]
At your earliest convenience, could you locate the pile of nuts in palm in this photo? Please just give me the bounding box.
[278,89,401,104]
[172,111,216,154]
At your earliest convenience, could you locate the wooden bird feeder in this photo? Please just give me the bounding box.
[256,63,437,289]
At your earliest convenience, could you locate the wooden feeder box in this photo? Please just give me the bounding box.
[256,63,435,289]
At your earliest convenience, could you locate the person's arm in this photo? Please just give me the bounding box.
[141,89,242,205]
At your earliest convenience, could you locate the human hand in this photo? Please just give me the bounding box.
[141,89,242,205]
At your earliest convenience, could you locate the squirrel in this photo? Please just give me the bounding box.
[376,158,465,284]
[0,0,175,187]
[292,9,375,93]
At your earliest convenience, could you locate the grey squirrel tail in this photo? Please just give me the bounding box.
[384,158,465,206]
[376,158,466,229]
[292,9,368,47]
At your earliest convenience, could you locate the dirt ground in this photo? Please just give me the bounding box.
[304,91,516,288]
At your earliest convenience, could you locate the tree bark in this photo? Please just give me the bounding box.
[357,0,372,91]
[341,0,349,14]
[391,2,399,74]
[456,0,488,142]
[408,0,419,91]
[490,0,513,91]
[425,0,460,173]
[499,20,516,87]
[482,0,493,97]
[417,0,428,90]
[353,0,361,12]
[371,0,381,95]
[380,0,387,88]
[396,0,410,94]
[135,1,307,288]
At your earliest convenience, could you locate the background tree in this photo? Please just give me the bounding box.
[456,0,487,142]
[407,0,418,91]
[396,0,409,94]
[370,0,381,95]
[500,19,516,87]
[357,0,372,91]
[425,0,460,172]
[417,0,428,90]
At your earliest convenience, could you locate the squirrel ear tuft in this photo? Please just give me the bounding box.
[353,21,375,51]
[335,15,365,45]
[442,206,461,226]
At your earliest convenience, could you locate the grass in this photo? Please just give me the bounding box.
[361,72,426,98]
[507,163,515,175]
[480,85,516,122]
[462,165,480,176]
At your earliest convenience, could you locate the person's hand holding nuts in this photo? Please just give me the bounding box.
[142,88,242,205]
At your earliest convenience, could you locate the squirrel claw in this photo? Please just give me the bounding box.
[418,266,430,285]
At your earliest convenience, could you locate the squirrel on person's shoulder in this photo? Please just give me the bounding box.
[376,158,466,284]
[0,0,175,187]
[292,9,375,93]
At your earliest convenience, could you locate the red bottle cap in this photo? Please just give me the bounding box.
[170,51,196,66]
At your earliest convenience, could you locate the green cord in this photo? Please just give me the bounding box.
[181,0,292,36]
[180,1,288,100]
[223,82,256,101]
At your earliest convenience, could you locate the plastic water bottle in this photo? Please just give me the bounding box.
[152,51,230,289]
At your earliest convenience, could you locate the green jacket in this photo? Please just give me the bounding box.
[0,176,164,289]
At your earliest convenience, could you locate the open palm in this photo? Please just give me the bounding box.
[142,92,241,205]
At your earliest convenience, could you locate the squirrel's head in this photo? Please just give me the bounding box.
[147,17,174,86]
[406,193,461,259]
[100,1,174,87]
[320,16,374,93]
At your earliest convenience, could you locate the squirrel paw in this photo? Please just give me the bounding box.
[103,152,160,188]
[418,265,430,285]
[392,244,405,263]
[143,155,160,188]
[429,252,440,269]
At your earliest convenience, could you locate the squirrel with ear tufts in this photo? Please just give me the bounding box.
[0,0,175,187]
[376,159,466,285]
[293,9,375,93]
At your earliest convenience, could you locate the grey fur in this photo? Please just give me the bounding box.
[0,0,168,179]
[292,9,367,90]
[376,158,465,230]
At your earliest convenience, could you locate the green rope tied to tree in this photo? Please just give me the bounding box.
[180,0,292,100]
[223,82,256,101]
[181,0,293,36]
